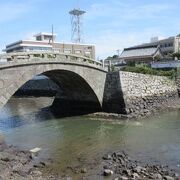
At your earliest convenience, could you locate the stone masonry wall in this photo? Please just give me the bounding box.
[102,72,126,114]
[103,71,179,116]
[120,71,178,116]
[176,77,180,96]
[176,68,180,96]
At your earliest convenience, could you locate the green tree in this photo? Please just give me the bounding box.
[172,52,180,59]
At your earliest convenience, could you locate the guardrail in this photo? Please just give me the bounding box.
[0,51,103,68]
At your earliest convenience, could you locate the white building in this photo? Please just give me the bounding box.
[4,33,96,59]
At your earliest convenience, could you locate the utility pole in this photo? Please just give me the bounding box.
[52,25,54,45]
[117,49,121,57]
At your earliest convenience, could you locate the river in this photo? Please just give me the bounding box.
[0,97,180,177]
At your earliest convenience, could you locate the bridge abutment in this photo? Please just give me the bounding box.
[103,71,179,116]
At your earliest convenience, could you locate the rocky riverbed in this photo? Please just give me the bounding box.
[88,98,180,120]
[0,134,60,180]
[1,131,180,180]
[101,152,180,180]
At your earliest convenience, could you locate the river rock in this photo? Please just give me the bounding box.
[118,176,128,180]
[134,166,143,173]
[153,173,162,179]
[30,170,43,177]
[104,169,113,176]
[30,147,41,158]
[103,154,112,160]
[123,169,131,176]
[81,168,87,173]
[132,172,140,179]
[163,176,175,180]
[101,151,179,180]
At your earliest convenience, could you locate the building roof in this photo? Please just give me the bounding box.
[34,32,57,37]
[127,36,174,50]
[120,45,163,59]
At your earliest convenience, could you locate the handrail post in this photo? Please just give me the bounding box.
[29,54,34,59]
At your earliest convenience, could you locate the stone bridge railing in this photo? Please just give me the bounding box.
[0,51,104,69]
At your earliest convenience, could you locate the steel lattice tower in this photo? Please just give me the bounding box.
[69,8,86,43]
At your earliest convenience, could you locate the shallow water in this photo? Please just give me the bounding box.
[0,97,180,174]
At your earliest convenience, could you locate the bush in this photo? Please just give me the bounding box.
[172,52,180,59]
[121,65,176,79]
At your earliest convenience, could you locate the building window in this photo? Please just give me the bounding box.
[36,36,42,41]
[75,50,81,54]
[64,50,71,54]
[84,51,91,58]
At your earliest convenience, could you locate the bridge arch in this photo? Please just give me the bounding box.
[0,60,107,115]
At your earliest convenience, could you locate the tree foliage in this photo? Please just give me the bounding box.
[105,54,118,60]
[121,65,176,79]
[172,52,180,59]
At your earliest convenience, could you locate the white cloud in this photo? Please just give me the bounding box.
[84,1,177,58]
[86,1,174,21]
[87,28,166,59]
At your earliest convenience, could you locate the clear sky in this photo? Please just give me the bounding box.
[0,0,180,58]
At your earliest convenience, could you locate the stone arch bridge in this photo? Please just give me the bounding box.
[0,52,107,116]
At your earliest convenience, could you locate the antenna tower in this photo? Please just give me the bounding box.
[69,6,86,43]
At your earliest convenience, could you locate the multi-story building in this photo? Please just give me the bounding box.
[3,33,95,59]
[120,34,180,63]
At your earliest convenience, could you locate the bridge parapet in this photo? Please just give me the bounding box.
[0,51,104,69]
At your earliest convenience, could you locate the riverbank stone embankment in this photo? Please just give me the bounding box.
[176,76,180,96]
[103,71,179,118]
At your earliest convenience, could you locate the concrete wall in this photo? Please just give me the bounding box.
[103,71,178,116]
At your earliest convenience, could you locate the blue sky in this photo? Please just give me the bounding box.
[0,0,180,58]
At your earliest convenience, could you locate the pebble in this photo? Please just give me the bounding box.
[134,166,142,173]
[81,168,87,173]
[103,154,112,160]
[163,176,175,180]
[132,172,139,179]
[153,173,162,179]
[104,169,114,176]
[118,176,128,180]
[30,170,43,177]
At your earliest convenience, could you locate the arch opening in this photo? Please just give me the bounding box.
[9,69,102,117]
[43,70,102,117]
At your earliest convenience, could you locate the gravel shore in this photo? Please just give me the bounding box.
[101,151,180,180]
[1,135,180,180]
[0,134,60,180]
